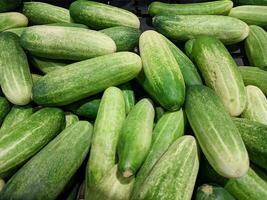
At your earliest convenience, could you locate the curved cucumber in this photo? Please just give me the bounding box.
[185,85,249,178]
[153,15,249,45]
[118,99,154,177]
[4,27,26,37]
[0,97,11,126]
[0,32,33,105]
[32,52,142,106]
[0,0,22,13]
[119,83,135,114]
[65,113,79,128]
[196,184,236,200]
[0,12,28,32]
[184,39,195,61]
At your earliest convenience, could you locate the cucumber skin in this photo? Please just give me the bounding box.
[119,83,135,114]
[153,15,249,45]
[0,97,11,126]
[118,99,154,177]
[32,52,142,106]
[0,12,28,32]
[185,85,249,178]
[184,39,195,61]
[65,113,79,128]
[32,74,42,83]
[131,136,199,200]
[196,184,236,200]
[0,0,22,12]
[245,25,267,69]
[0,121,93,200]
[234,0,267,5]
[149,0,233,16]
[4,27,26,37]
[0,32,33,105]
[192,36,247,117]
[48,22,88,29]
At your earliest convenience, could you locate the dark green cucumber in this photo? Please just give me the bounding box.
[48,22,88,29]
[192,36,247,116]
[119,83,135,114]
[234,0,267,5]
[31,74,42,83]
[118,99,154,177]
[153,15,249,45]
[100,26,141,51]
[185,85,249,178]
[0,121,93,200]
[184,39,195,61]
[196,184,236,200]
[0,0,22,13]
[0,108,65,179]
[155,107,165,122]
[4,27,26,36]
[0,97,11,126]
[32,52,142,106]
[70,1,140,30]
[148,0,233,16]
[0,12,28,32]
[138,30,185,111]
[22,2,72,24]
[65,113,79,128]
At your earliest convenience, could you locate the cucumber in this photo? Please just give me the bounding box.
[196,184,236,200]
[153,15,249,45]
[32,74,42,83]
[138,30,185,111]
[225,168,267,200]
[184,39,195,61]
[65,113,79,128]
[65,182,80,200]
[87,87,125,190]
[1,105,33,133]
[0,0,22,12]
[131,136,199,200]
[20,25,116,61]
[242,85,267,125]
[244,25,267,69]
[0,121,93,200]
[132,109,185,196]
[233,118,267,170]
[229,6,267,29]
[70,0,140,30]
[155,107,165,122]
[32,52,142,106]
[22,2,72,24]
[148,0,233,16]
[0,97,11,126]
[119,83,135,114]
[251,164,267,182]
[118,99,154,177]
[0,12,28,32]
[0,32,33,105]
[0,107,65,179]
[0,179,4,192]
[100,26,141,51]
[192,36,247,116]
[4,27,26,37]
[239,66,267,95]
[48,22,88,29]
[234,0,267,5]
[185,85,249,178]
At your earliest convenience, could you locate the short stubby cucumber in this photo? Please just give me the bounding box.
[22,2,72,24]
[153,15,249,45]
[119,83,135,114]
[0,32,33,105]
[0,97,11,126]
[131,136,199,200]
[0,121,93,200]
[148,0,233,16]
[65,113,79,128]
[0,0,22,13]
[32,52,142,106]
[138,30,185,111]
[3,27,26,36]
[185,85,249,178]
[118,99,154,178]
[196,184,236,200]
[70,1,140,29]
[235,0,267,5]
[0,12,28,32]
[192,36,247,116]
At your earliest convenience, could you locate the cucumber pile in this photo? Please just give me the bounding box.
[0,0,267,200]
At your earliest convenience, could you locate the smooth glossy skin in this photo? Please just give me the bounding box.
[0,12,28,32]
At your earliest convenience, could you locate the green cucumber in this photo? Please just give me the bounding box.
[244,25,267,69]
[20,25,116,61]
[153,15,249,45]
[185,85,249,178]
[225,168,267,200]
[132,109,185,196]
[229,6,267,29]
[184,39,195,61]
[100,26,141,51]
[0,179,4,192]
[48,22,88,29]
[119,83,135,114]
[196,184,236,200]
[22,2,72,24]
[70,0,140,30]
[32,52,142,106]
[131,136,199,200]
[0,121,93,200]
[0,0,22,13]
[234,0,267,5]
[0,107,65,179]
[4,27,26,37]
[0,12,28,32]
[155,107,165,122]
[233,118,267,170]
[118,98,154,177]
[138,30,185,111]
[0,32,33,105]
[0,97,11,126]
[148,0,233,16]
[65,113,79,128]
[242,85,267,125]
[192,36,247,116]
[32,74,42,83]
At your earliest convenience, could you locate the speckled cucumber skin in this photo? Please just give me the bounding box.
[192,36,247,117]
[48,22,88,29]
[119,83,135,114]
[153,15,249,45]
[185,85,249,178]
[0,97,11,126]
[0,0,22,13]
[32,52,142,106]
[0,12,28,32]
[196,184,236,200]
[0,121,93,200]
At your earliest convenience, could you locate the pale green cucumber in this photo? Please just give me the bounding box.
[4,27,26,36]
[0,32,33,105]
[184,39,195,61]
[0,0,22,13]
[192,36,247,116]
[31,74,42,83]
[131,136,199,200]
[119,83,135,114]
[118,98,154,177]
[155,107,165,122]
[185,85,249,178]
[138,30,185,111]
[65,113,79,128]
[0,97,11,126]
[196,184,236,200]
[32,52,142,106]
[0,12,28,32]
[48,22,88,29]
